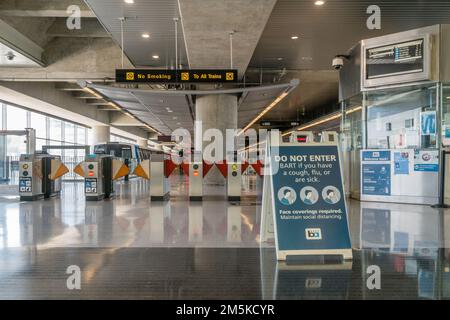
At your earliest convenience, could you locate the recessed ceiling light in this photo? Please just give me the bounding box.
[124,0,134,4]
[291,36,299,40]
[315,0,325,6]
[152,55,160,59]
[142,33,150,39]
[277,57,283,61]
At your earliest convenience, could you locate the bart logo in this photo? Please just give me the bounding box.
[226,72,234,81]
[305,228,322,240]
[181,72,189,81]
[126,72,135,81]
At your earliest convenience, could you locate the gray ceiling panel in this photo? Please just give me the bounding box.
[84,0,187,68]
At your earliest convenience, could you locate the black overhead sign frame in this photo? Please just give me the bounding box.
[116,69,238,83]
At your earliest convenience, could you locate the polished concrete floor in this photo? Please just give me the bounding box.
[0,174,449,299]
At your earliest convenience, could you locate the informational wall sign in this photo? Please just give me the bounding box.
[116,69,238,83]
[362,150,390,162]
[361,150,391,196]
[394,152,409,175]
[362,163,391,195]
[414,150,439,172]
[261,139,352,260]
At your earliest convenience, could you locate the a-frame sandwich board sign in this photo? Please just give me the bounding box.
[260,134,352,261]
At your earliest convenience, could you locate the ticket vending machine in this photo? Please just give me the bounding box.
[227,162,241,201]
[74,155,129,201]
[19,152,69,201]
[189,162,203,201]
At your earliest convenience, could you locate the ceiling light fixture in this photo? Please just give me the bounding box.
[238,91,289,136]
[315,1,325,6]
[277,57,283,61]
[124,0,134,4]
[142,33,150,39]
[152,55,160,59]
[291,36,299,40]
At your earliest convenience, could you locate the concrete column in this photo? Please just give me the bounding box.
[137,138,148,148]
[195,94,238,185]
[91,125,110,146]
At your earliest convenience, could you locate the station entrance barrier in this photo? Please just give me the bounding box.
[19,152,69,201]
[74,154,129,201]
[133,155,264,202]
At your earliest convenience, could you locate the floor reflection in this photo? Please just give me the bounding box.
[0,176,448,299]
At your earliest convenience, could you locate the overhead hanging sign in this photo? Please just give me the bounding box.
[116,69,238,83]
[261,138,352,261]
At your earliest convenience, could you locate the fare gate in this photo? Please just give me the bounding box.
[74,155,130,201]
[19,152,69,201]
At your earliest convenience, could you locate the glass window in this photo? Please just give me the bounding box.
[6,105,27,130]
[366,84,437,150]
[30,112,46,140]
[65,122,75,145]
[49,118,62,143]
[76,126,86,145]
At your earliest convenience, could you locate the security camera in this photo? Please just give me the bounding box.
[5,51,15,61]
[332,54,350,70]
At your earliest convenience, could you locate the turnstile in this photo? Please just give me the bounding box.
[74,154,129,201]
[189,162,203,201]
[19,152,69,201]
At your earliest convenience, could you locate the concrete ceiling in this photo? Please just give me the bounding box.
[84,0,188,68]
[251,0,450,70]
[2,0,450,134]
[178,0,276,77]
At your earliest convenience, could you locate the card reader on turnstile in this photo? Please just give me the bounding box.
[189,162,203,201]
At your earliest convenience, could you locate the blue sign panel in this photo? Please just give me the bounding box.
[19,177,32,192]
[85,178,98,194]
[362,150,391,161]
[394,152,409,175]
[270,145,351,252]
[362,164,391,195]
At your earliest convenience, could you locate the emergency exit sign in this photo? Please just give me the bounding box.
[116,69,238,83]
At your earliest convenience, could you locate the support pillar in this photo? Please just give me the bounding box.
[195,94,238,185]
[91,125,110,147]
[137,138,148,148]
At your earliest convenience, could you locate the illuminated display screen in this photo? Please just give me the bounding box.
[366,39,424,79]
[297,135,308,143]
